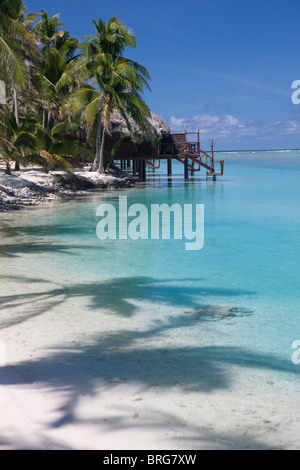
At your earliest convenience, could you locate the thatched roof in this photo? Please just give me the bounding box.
[110,110,170,141]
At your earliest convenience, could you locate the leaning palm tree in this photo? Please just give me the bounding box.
[72,17,151,173]
[71,53,151,173]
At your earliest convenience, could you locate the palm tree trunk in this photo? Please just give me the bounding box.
[91,120,102,171]
[13,88,20,127]
[5,161,11,175]
[15,147,26,171]
[46,111,51,133]
[98,125,106,174]
[42,109,46,130]
[13,88,20,171]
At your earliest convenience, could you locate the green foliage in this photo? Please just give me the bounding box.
[0,3,152,176]
[0,108,37,171]
[0,0,40,88]
[71,16,152,173]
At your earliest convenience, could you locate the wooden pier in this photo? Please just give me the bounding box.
[113,130,224,181]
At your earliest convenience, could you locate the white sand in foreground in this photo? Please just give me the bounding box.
[0,366,232,450]
[0,286,299,451]
[0,351,299,450]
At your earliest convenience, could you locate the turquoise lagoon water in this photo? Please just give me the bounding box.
[0,151,300,411]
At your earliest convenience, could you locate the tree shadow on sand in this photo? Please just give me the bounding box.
[0,274,297,449]
[0,322,298,450]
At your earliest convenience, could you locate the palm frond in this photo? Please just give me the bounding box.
[70,87,100,113]
[14,130,37,149]
[0,35,27,88]
[84,96,101,129]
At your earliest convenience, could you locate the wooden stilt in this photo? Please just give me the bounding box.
[184,158,189,180]
[142,160,146,181]
[111,129,224,184]
[167,158,172,176]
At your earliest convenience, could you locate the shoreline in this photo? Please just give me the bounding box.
[0,165,135,212]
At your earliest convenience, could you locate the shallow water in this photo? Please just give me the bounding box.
[0,151,299,449]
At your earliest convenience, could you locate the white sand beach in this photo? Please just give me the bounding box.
[0,164,134,212]
[0,274,299,450]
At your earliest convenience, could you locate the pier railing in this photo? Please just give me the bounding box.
[114,130,224,180]
[158,134,224,177]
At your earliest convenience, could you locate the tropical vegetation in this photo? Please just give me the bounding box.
[0,0,153,174]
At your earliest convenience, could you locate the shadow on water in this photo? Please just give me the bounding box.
[0,274,297,449]
[0,275,255,328]
[0,242,98,258]
[0,222,95,240]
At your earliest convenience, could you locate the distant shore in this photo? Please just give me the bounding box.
[0,164,134,212]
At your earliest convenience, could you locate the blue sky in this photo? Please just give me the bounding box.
[26,0,300,150]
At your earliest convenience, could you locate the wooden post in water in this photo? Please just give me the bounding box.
[127,160,131,168]
[184,157,189,180]
[132,159,136,177]
[142,160,146,181]
[167,158,172,176]
[209,139,216,181]
[138,160,142,181]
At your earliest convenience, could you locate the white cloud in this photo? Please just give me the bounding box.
[170,113,300,144]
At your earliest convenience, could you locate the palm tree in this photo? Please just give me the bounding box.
[0,108,37,174]
[34,41,81,131]
[0,0,40,170]
[32,10,82,132]
[0,0,40,103]
[72,17,151,173]
[71,54,151,173]
[16,4,38,30]
[82,17,136,61]
[33,120,91,173]
[32,9,63,50]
